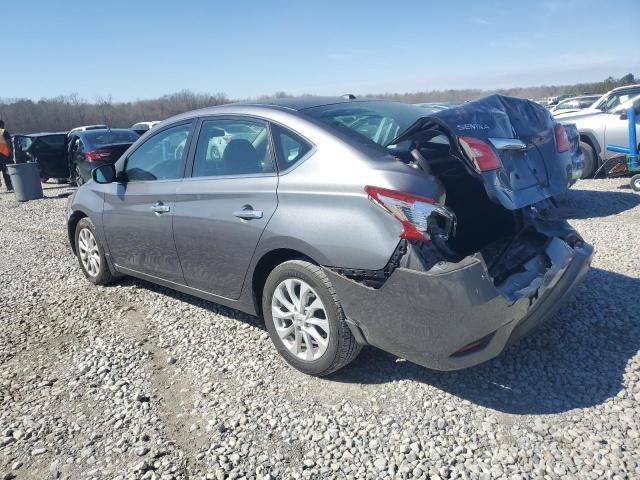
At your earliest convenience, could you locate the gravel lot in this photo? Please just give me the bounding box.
[1,179,639,480]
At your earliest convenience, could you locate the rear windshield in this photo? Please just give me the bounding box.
[303,101,427,148]
[84,130,139,147]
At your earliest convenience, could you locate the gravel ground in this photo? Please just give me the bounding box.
[0,179,639,480]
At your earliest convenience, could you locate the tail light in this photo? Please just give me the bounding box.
[458,136,501,171]
[85,150,112,162]
[554,124,570,153]
[364,186,456,242]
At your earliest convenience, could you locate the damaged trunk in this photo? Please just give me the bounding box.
[380,96,580,299]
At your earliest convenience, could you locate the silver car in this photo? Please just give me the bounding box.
[556,94,640,177]
[67,95,593,376]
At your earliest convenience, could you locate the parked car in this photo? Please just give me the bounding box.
[67,95,592,376]
[557,95,640,178]
[130,121,161,135]
[67,129,140,185]
[12,132,69,181]
[549,95,601,114]
[590,84,640,112]
[68,125,108,136]
[546,94,570,106]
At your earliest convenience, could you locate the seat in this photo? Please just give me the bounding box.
[222,139,261,175]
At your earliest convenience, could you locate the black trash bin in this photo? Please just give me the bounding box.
[7,162,43,202]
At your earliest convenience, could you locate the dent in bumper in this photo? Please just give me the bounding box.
[325,239,593,371]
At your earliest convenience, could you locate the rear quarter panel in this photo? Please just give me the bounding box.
[250,112,446,271]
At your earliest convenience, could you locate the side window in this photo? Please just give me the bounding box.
[192,118,273,177]
[271,124,313,170]
[125,123,192,182]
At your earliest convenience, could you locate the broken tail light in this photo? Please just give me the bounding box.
[458,136,501,171]
[364,186,456,242]
[85,150,112,162]
[554,124,571,153]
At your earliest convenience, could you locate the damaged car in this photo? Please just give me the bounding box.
[66,95,593,376]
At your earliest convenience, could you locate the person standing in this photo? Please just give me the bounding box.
[0,120,13,191]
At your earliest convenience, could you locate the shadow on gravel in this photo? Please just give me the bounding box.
[45,192,73,199]
[556,187,640,219]
[109,277,266,329]
[333,267,640,415]
[41,184,73,191]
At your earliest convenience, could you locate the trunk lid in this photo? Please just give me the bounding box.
[92,142,133,161]
[392,95,576,210]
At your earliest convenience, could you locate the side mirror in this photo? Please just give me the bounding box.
[619,110,628,120]
[92,163,117,184]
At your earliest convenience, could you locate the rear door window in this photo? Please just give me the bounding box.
[191,118,274,177]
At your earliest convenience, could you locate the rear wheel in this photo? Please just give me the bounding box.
[73,163,85,186]
[75,218,115,285]
[631,174,640,192]
[262,260,361,376]
[579,141,596,179]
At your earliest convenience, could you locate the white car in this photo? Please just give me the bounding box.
[558,95,640,177]
[67,125,108,136]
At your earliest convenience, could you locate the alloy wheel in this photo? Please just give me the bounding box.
[271,278,330,361]
[78,227,100,276]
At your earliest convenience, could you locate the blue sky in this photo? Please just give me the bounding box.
[4,0,639,101]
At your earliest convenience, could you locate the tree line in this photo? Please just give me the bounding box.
[0,91,228,134]
[364,73,638,104]
[0,74,636,134]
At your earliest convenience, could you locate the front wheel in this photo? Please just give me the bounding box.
[75,217,116,285]
[262,260,361,376]
[631,174,640,192]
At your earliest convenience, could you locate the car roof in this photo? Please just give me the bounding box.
[164,97,384,125]
[608,84,640,92]
[22,132,68,137]
[245,96,375,111]
[73,128,136,137]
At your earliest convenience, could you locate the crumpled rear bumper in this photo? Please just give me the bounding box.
[324,239,593,371]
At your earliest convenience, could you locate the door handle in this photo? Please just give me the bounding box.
[151,202,171,214]
[489,138,527,151]
[233,206,263,220]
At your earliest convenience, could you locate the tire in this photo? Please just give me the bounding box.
[74,217,116,285]
[73,163,85,186]
[579,141,596,179]
[631,174,640,192]
[262,260,361,376]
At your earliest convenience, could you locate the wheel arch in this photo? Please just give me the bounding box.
[579,131,601,158]
[250,248,315,316]
[67,210,88,255]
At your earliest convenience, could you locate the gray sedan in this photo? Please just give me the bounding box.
[67,95,593,376]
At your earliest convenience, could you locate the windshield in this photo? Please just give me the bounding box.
[303,101,428,148]
[593,87,640,111]
[84,130,140,147]
[610,94,640,114]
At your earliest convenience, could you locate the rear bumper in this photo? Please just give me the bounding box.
[325,239,593,371]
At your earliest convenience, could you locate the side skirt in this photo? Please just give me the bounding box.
[114,265,258,316]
